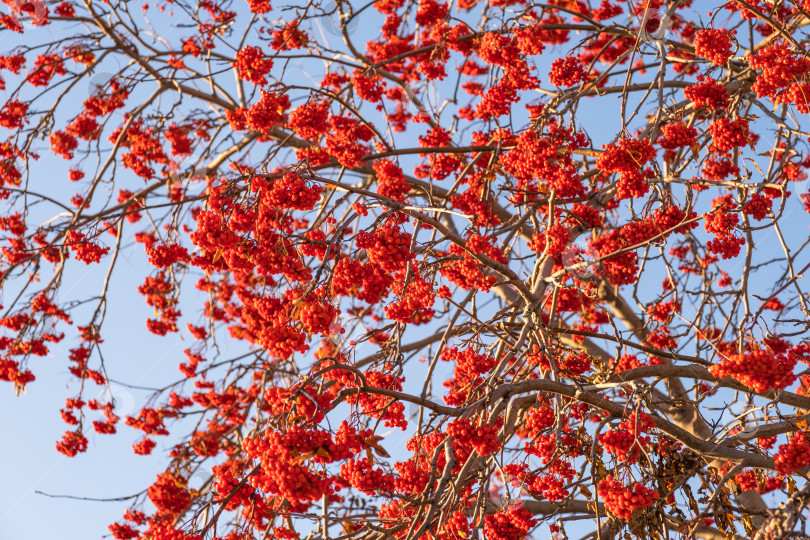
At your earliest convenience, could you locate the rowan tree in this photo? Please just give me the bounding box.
[3,0,810,538]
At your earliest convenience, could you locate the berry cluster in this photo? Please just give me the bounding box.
[440,346,497,405]
[684,76,728,110]
[750,43,810,99]
[446,417,502,457]
[147,472,191,516]
[483,506,537,540]
[709,117,750,152]
[598,411,656,464]
[709,349,797,393]
[384,276,436,324]
[233,46,273,85]
[340,458,395,495]
[694,29,734,65]
[287,100,330,141]
[596,138,656,174]
[549,57,586,87]
[355,225,414,273]
[658,122,697,150]
[325,114,374,168]
[500,127,587,200]
[704,195,745,259]
[270,20,309,50]
[743,193,772,221]
[735,469,784,494]
[775,432,810,474]
[597,476,659,520]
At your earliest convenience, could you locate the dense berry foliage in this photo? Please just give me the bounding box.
[2,0,810,539]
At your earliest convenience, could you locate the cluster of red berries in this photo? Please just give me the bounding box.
[287,100,330,141]
[262,172,323,211]
[373,158,410,202]
[598,411,656,464]
[777,81,810,113]
[233,45,273,86]
[529,472,570,501]
[340,457,395,495]
[446,417,502,457]
[324,114,374,168]
[439,510,471,539]
[709,117,750,152]
[704,195,745,259]
[750,43,810,99]
[147,472,191,516]
[441,347,497,406]
[384,276,436,324]
[440,243,498,291]
[775,432,810,474]
[330,257,393,304]
[658,122,697,150]
[247,90,291,134]
[743,193,772,221]
[701,154,739,182]
[55,429,88,457]
[704,196,739,236]
[597,476,659,520]
[596,138,656,174]
[351,72,385,103]
[734,469,784,494]
[514,404,555,439]
[348,370,408,429]
[270,20,309,51]
[706,235,746,259]
[529,223,569,257]
[694,29,734,65]
[49,130,77,159]
[615,169,651,200]
[146,243,189,268]
[709,349,797,393]
[647,299,680,323]
[599,429,644,463]
[297,299,339,335]
[355,225,414,273]
[109,118,168,179]
[67,230,110,264]
[483,505,537,540]
[684,76,728,109]
[549,57,586,87]
[66,113,100,140]
[137,271,181,336]
[613,354,644,372]
[500,127,587,200]
[27,54,67,87]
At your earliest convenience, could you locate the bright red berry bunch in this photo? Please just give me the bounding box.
[658,122,697,150]
[549,57,586,87]
[483,505,538,540]
[447,417,502,457]
[775,432,810,474]
[694,29,734,65]
[709,117,750,152]
[597,476,659,520]
[709,349,797,393]
[684,76,729,109]
[596,138,656,174]
[233,45,273,85]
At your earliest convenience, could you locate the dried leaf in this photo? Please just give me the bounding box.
[746,157,764,176]
[742,515,755,535]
